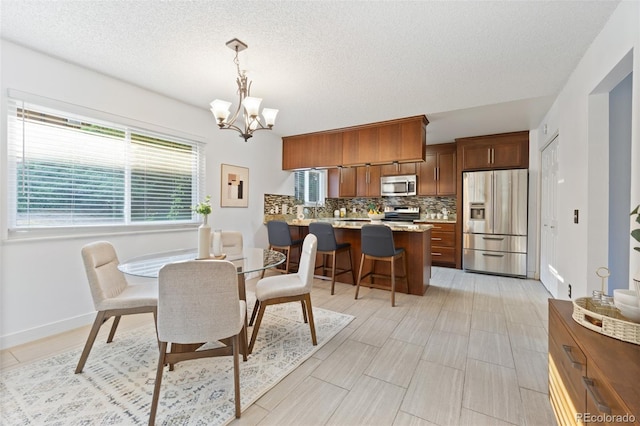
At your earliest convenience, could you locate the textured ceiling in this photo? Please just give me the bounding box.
[0,1,619,143]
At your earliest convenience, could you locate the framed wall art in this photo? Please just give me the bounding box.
[220,164,249,207]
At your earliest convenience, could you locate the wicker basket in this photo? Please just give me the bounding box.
[572,297,640,345]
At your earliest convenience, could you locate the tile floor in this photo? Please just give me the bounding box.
[0,267,558,426]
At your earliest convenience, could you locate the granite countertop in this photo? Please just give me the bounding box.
[264,215,433,232]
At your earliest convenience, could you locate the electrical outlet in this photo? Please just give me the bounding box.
[568,283,572,298]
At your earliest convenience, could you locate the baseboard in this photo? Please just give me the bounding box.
[0,312,95,350]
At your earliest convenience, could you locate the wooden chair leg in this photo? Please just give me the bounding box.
[304,294,317,346]
[390,257,396,307]
[233,334,241,418]
[249,300,260,326]
[355,253,366,300]
[149,341,168,425]
[241,316,248,362]
[248,302,267,354]
[107,315,121,343]
[348,248,356,286]
[261,245,273,278]
[301,300,308,323]
[75,310,107,374]
[283,246,291,274]
[330,251,337,295]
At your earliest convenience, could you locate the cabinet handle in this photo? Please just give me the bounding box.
[491,148,495,164]
[488,148,491,164]
[432,252,442,256]
[339,167,343,184]
[561,345,583,369]
[437,167,440,180]
[582,376,611,414]
[432,237,442,241]
[434,168,437,181]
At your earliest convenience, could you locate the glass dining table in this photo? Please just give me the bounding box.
[118,247,286,302]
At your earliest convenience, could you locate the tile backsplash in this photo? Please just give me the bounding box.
[264,194,456,218]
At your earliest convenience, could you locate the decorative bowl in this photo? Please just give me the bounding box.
[613,289,640,307]
[367,213,385,221]
[614,300,640,323]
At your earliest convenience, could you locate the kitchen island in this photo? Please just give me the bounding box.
[280,218,433,296]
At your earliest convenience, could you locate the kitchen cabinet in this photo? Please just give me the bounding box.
[417,143,456,196]
[548,300,640,426]
[356,165,381,197]
[456,131,529,171]
[342,115,428,166]
[415,222,457,267]
[381,162,416,176]
[282,132,342,170]
[327,167,356,198]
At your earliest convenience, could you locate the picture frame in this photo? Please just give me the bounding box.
[220,164,249,207]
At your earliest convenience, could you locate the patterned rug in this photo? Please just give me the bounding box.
[1,302,353,425]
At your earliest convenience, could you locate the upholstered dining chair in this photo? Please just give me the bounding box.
[221,231,243,256]
[261,220,303,278]
[355,224,408,307]
[249,233,318,354]
[76,241,158,374]
[309,221,356,295]
[149,260,246,424]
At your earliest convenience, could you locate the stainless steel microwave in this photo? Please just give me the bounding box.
[380,174,417,196]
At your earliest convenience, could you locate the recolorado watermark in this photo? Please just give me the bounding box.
[576,413,636,423]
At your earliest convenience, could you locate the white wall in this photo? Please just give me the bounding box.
[531,1,640,299]
[0,40,294,348]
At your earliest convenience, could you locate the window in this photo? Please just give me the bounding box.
[294,170,327,206]
[7,95,205,231]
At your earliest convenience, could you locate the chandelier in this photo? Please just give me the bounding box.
[210,38,278,141]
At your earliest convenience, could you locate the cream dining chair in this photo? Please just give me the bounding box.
[149,260,246,424]
[248,233,318,354]
[76,241,158,374]
[221,231,243,255]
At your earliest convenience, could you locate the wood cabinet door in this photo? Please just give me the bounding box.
[356,165,381,197]
[461,142,493,170]
[314,132,343,167]
[491,139,527,169]
[342,127,379,166]
[417,153,437,195]
[381,162,416,176]
[282,135,308,170]
[437,150,456,195]
[327,167,356,198]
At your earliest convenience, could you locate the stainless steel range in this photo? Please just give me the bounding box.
[383,206,420,222]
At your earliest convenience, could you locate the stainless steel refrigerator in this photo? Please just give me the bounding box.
[462,169,528,277]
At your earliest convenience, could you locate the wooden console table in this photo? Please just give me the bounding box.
[548,299,640,425]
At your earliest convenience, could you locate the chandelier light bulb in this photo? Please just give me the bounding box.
[210,100,232,124]
[242,96,262,118]
[262,108,278,127]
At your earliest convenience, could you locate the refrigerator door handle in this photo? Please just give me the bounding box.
[482,236,505,241]
[482,253,505,258]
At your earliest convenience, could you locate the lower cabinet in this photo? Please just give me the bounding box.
[548,300,640,426]
[417,222,457,268]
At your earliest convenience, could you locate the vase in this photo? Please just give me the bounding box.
[212,229,223,256]
[634,270,640,298]
[197,215,211,259]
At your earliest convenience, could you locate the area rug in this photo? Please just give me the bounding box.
[1,302,354,425]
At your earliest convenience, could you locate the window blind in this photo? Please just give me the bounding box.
[7,96,205,230]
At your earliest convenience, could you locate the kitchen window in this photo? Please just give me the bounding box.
[6,93,205,234]
[294,169,326,206]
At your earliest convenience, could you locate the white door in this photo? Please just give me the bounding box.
[540,136,559,297]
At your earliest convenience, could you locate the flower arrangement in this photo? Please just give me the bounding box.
[367,202,381,215]
[193,195,212,216]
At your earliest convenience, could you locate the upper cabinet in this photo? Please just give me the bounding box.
[282,115,428,170]
[456,131,529,171]
[356,165,381,197]
[282,132,343,170]
[343,116,428,166]
[417,143,456,196]
[327,167,356,198]
[381,162,416,176]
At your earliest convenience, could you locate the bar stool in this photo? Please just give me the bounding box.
[261,220,303,278]
[355,224,408,307]
[309,222,356,295]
